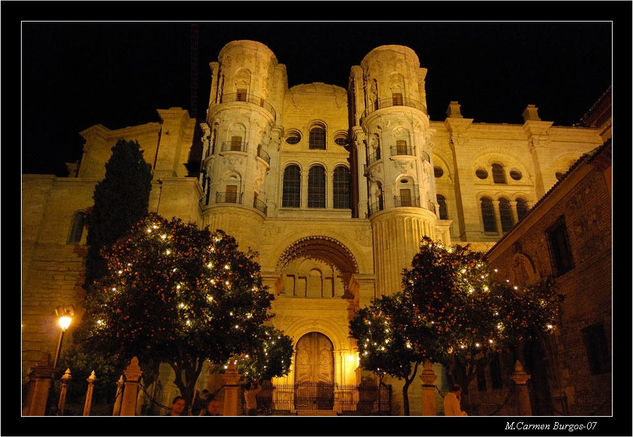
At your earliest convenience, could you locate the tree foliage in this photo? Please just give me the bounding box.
[234,326,293,385]
[350,237,563,414]
[79,213,279,407]
[84,139,152,289]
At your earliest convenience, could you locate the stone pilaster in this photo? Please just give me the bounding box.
[120,357,143,416]
[222,362,241,416]
[419,362,437,416]
[511,360,532,416]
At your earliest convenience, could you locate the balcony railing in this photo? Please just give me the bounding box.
[362,96,426,119]
[216,191,243,205]
[394,195,420,208]
[367,198,384,217]
[390,145,416,157]
[221,141,247,153]
[256,147,271,165]
[219,92,276,121]
[253,197,268,215]
[367,150,382,165]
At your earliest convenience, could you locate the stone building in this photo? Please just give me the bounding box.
[486,140,611,416]
[22,40,606,415]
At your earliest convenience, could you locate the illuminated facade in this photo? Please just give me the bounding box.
[22,40,605,414]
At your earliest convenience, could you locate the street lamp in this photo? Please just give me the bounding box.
[53,305,74,369]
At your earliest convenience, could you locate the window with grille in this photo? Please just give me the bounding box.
[308,165,326,208]
[282,165,301,207]
[499,198,515,232]
[392,93,403,106]
[437,195,448,220]
[581,323,610,375]
[225,185,238,203]
[516,198,529,220]
[546,216,574,276]
[67,211,86,244]
[230,136,242,151]
[309,125,326,150]
[481,197,497,232]
[236,88,247,101]
[399,189,412,207]
[396,140,407,154]
[492,163,507,184]
[333,166,351,209]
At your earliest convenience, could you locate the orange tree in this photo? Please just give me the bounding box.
[78,213,286,408]
[350,237,562,415]
[403,237,562,398]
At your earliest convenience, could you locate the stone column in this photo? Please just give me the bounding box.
[222,362,241,416]
[82,371,97,416]
[509,200,519,224]
[24,353,54,416]
[112,375,124,416]
[492,200,503,235]
[511,360,532,416]
[57,368,72,415]
[120,357,143,416]
[419,362,437,416]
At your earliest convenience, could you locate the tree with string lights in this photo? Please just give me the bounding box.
[349,291,441,416]
[351,236,562,415]
[402,237,562,404]
[234,326,293,385]
[79,213,285,409]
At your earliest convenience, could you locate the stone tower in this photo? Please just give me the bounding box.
[350,45,449,297]
[200,40,286,250]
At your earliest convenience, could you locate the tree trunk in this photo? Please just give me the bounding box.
[402,362,420,416]
[169,362,203,415]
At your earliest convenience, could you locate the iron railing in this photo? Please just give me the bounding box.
[367,199,384,217]
[394,195,420,208]
[221,141,247,153]
[362,96,426,119]
[216,191,243,205]
[219,92,276,121]
[271,383,392,414]
[390,145,416,156]
[253,198,268,215]
[256,147,271,165]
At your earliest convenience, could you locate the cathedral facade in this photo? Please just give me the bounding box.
[22,40,605,414]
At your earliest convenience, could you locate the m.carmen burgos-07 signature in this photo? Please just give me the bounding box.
[505,421,598,432]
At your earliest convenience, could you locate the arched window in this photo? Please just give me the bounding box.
[480,197,497,233]
[205,177,211,205]
[67,211,86,244]
[437,195,448,220]
[491,163,507,184]
[308,165,326,208]
[516,198,529,221]
[282,165,301,208]
[333,166,351,209]
[499,197,514,232]
[309,124,326,150]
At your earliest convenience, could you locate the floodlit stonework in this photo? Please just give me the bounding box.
[22,40,605,415]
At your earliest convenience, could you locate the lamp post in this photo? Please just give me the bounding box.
[53,306,74,370]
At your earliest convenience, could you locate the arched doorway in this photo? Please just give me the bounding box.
[294,332,334,410]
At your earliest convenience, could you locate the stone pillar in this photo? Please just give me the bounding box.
[82,371,97,416]
[24,353,54,416]
[112,375,124,416]
[509,200,519,224]
[419,362,437,416]
[492,200,503,235]
[120,357,143,416]
[511,360,532,416]
[222,362,241,416]
[57,368,72,415]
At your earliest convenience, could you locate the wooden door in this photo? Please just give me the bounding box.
[294,332,334,410]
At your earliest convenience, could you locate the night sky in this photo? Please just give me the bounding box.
[22,21,611,176]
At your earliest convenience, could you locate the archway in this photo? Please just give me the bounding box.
[294,332,334,410]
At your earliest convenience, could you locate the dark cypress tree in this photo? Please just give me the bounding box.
[83,139,152,290]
